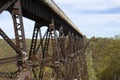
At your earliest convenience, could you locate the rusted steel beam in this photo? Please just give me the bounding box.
[12,0,27,52]
[0,0,89,80]
[0,0,15,13]
[11,0,30,80]
[0,28,22,56]
[29,22,40,60]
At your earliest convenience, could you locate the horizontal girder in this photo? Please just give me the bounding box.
[0,0,83,37]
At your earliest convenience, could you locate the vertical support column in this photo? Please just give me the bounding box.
[28,22,40,80]
[66,31,75,80]
[49,19,65,80]
[73,35,79,79]
[29,22,40,60]
[70,33,76,79]
[49,19,59,63]
[39,28,50,80]
[49,20,59,80]
[59,27,67,80]
[78,37,84,80]
[11,0,30,80]
[76,36,81,80]
[12,0,26,71]
[80,37,89,80]
[67,31,72,55]
[66,31,71,80]
[59,27,65,59]
[12,0,27,52]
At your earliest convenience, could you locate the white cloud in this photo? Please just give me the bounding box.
[54,0,120,11]
[53,0,120,38]
[73,14,120,38]
[74,14,120,24]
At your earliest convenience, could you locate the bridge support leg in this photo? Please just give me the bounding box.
[79,38,89,80]
[12,0,27,52]
[11,0,30,80]
[29,22,40,60]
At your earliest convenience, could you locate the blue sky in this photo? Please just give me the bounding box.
[0,0,120,38]
[54,0,120,38]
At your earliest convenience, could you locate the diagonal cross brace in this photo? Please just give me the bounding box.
[0,0,15,13]
[0,28,22,56]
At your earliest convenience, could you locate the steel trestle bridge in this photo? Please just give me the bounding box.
[0,0,89,80]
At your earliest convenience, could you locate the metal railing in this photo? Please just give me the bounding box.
[43,0,82,35]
